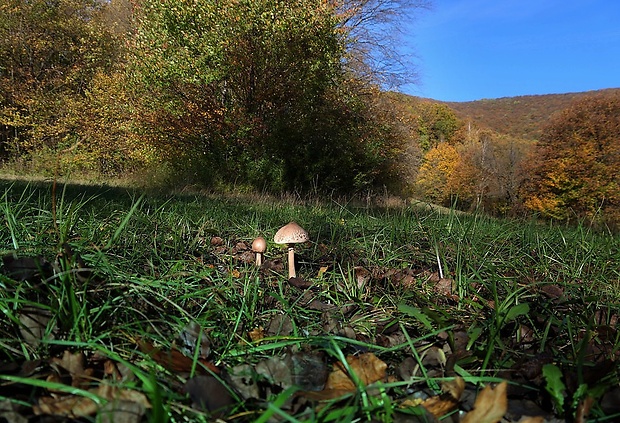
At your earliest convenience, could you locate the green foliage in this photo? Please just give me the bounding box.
[402,100,463,152]
[543,364,566,414]
[128,0,407,194]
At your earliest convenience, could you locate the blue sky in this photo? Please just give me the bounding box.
[399,0,620,102]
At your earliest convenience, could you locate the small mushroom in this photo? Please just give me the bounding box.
[251,237,267,267]
[273,221,309,279]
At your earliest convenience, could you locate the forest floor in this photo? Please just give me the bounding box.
[0,179,619,422]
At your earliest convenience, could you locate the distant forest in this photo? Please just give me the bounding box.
[444,88,620,140]
[0,0,618,228]
[393,88,620,228]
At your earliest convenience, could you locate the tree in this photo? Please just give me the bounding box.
[333,0,431,89]
[521,93,620,227]
[449,131,531,213]
[414,142,460,204]
[0,0,122,161]
[402,100,463,152]
[128,0,412,193]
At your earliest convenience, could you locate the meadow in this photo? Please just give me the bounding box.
[0,179,619,422]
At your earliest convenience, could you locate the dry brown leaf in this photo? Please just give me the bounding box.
[0,399,28,423]
[419,376,465,417]
[18,306,56,348]
[248,327,266,342]
[255,355,293,389]
[34,383,150,418]
[441,376,465,400]
[138,340,219,374]
[34,392,98,417]
[518,418,545,423]
[300,353,387,401]
[461,381,508,423]
[185,375,236,417]
[325,353,387,391]
[49,351,94,390]
[99,399,146,423]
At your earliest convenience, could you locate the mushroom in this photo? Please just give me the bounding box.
[251,236,267,267]
[273,221,309,279]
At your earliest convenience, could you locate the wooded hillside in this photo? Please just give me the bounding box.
[391,88,620,229]
[396,88,620,141]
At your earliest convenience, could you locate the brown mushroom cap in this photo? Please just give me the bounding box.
[274,221,309,244]
[251,237,267,253]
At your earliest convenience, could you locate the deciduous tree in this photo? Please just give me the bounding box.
[521,93,620,227]
[414,142,460,204]
[0,0,122,161]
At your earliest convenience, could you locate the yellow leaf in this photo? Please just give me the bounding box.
[317,266,328,279]
[248,327,266,342]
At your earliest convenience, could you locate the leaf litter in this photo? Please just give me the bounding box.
[1,223,619,423]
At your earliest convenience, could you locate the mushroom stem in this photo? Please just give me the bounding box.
[255,253,263,267]
[287,246,296,279]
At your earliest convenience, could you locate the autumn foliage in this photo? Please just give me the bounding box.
[0,0,618,225]
[521,93,620,227]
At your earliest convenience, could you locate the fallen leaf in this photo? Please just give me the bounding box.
[331,353,386,389]
[288,277,313,288]
[228,364,260,400]
[0,399,27,423]
[138,340,219,374]
[178,321,211,358]
[2,255,51,281]
[210,237,224,246]
[49,351,93,390]
[353,266,371,290]
[461,381,508,423]
[419,377,464,417]
[184,375,236,417]
[248,327,266,342]
[300,353,387,401]
[255,355,293,389]
[291,352,329,391]
[266,314,294,336]
[34,383,150,418]
[35,392,98,417]
[18,306,56,348]
[99,399,146,423]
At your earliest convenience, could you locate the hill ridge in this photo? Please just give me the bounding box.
[404,87,620,140]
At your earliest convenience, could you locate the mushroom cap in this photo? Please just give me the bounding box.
[274,221,309,244]
[251,236,267,253]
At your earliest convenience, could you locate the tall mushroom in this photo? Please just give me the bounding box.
[251,237,267,267]
[274,221,308,279]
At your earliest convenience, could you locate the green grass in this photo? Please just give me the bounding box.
[0,179,619,422]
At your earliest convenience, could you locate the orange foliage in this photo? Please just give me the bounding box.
[521,93,620,226]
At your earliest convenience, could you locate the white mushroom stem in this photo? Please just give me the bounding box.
[255,252,263,267]
[287,246,296,279]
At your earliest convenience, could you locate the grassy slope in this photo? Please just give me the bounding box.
[0,179,619,421]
